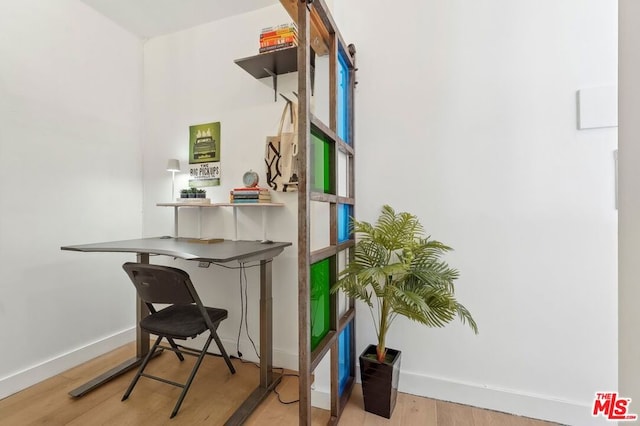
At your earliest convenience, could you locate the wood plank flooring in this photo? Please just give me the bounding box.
[0,343,558,425]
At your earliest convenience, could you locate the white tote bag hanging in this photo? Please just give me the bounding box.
[265,101,299,192]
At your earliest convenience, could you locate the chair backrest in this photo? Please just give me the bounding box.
[122,263,196,305]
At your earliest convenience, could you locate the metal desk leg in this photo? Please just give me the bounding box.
[259,259,273,387]
[135,253,150,357]
[68,253,156,397]
[174,206,179,237]
[233,206,239,241]
[224,258,282,425]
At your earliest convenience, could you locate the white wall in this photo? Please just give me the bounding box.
[141,5,302,370]
[333,1,617,425]
[618,0,640,410]
[0,0,143,398]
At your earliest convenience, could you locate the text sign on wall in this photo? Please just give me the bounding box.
[189,162,220,188]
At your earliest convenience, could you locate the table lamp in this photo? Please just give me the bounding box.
[166,159,181,201]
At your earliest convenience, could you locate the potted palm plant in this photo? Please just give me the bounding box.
[331,205,478,418]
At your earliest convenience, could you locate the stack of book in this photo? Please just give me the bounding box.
[259,23,297,54]
[229,187,272,203]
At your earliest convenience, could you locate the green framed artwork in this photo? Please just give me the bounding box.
[189,122,221,187]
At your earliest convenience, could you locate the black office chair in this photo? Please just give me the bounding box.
[121,262,236,418]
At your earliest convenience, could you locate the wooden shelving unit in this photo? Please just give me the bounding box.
[232,1,356,423]
[284,1,357,425]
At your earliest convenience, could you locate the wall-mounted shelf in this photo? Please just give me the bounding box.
[234,47,297,101]
[234,46,315,101]
[157,202,284,242]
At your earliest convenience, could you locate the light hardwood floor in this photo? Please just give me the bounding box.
[0,343,558,425]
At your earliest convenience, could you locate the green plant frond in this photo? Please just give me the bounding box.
[362,270,386,296]
[352,220,375,241]
[389,287,429,312]
[393,302,456,328]
[410,240,454,263]
[380,263,408,279]
[372,205,425,250]
[354,240,388,268]
[455,303,479,334]
[403,269,458,295]
[331,275,373,307]
[386,286,457,327]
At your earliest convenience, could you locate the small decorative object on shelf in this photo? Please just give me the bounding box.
[259,22,297,54]
[242,169,260,188]
[177,188,210,203]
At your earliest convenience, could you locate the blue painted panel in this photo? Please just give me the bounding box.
[337,52,350,143]
[338,204,352,243]
[338,322,352,395]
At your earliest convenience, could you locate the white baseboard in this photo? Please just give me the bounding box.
[310,365,607,426]
[0,327,135,400]
[311,387,331,410]
[398,369,608,426]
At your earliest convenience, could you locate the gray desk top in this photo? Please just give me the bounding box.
[61,237,292,263]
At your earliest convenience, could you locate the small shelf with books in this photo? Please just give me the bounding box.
[234,20,305,101]
[259,22,297,54]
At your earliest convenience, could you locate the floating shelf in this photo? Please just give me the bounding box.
[234,47,297,101]
[234,47,316,101]
[234,47,298,79]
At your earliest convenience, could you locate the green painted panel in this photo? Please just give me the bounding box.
[311,131,331,193]
[310,258,330,350]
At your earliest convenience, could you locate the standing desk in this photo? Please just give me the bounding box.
[61,237,291,425]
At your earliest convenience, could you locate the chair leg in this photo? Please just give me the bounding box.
[166,337,185,362]
[170,335,214,418]
[211,330,236,374]
[122,335,162,401]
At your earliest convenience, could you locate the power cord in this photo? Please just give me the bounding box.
[227,261,298,405]
[236,262,260,360]
[273,369,300,404]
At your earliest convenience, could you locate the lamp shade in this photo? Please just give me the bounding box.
[166,159,181,172]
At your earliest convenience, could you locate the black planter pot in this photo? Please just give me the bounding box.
[359,344,401,418]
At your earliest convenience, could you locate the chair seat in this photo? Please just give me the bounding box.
[140,305,228,339]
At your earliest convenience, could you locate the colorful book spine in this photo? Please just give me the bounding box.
[233,194,261,199]
[233,186,268,191]
[260,29,298,39]
[231,188,269,193]
[259,43,296,53]
[232,199,272,204]
[261,23,297,33]
[260,35,297,48]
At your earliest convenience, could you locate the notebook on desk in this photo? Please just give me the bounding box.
[176,237,224,244]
